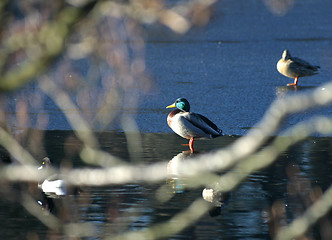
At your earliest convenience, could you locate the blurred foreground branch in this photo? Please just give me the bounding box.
[111,199,210,240]
[2,83,332,240]
[0,126,37,165]
[0,0,217,92]
[2,84,332,185]
[276,184,332,240]
[0,1,97,92]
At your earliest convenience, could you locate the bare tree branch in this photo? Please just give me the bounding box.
[276,185,332,240]
[0,1,97,92]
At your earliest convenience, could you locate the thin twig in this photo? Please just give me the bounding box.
[275,185,332,240]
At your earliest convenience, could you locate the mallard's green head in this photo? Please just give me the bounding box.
[166,98,190,112]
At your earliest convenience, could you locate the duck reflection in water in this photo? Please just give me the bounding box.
[166,98,223,153]
[166,151,194,194]
[167,151,194,178]
[167,151,231,216]
[37,192,55,213]
[275,85,317,99]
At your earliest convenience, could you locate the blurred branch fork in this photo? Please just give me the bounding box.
[0,1,331,240]
[0,0,216,92]
[2,82,332,239]
[0,0,98,92]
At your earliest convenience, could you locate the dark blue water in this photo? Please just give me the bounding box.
[1,132,332,239]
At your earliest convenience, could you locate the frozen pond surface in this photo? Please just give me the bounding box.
[3,0,332,136]
[141,0,332,135]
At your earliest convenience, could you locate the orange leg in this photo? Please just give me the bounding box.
[287,76,299,86]
[189,138,195,153]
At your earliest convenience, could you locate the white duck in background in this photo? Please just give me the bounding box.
[38,157,67,196]
[277,49,320,86]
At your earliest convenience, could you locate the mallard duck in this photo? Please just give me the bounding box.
[166,98,222,152]
[277,49,320,86]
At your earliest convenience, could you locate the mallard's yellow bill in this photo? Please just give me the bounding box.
[166,103,176,109]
